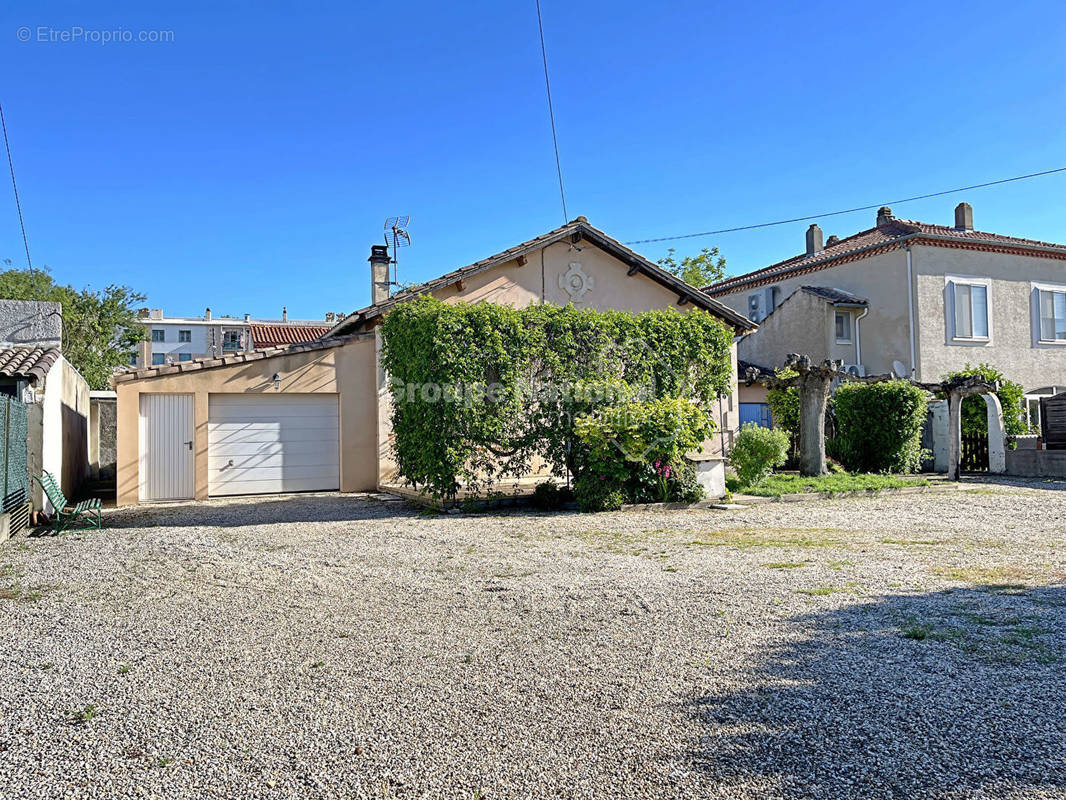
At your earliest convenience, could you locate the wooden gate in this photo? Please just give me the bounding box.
[961,432,989,472]
[1041,392,1066,450]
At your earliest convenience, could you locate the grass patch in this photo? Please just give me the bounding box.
[882,538,942,546]
[68,705,98,725]
[933,566,1035,585]
[763,561,805,569]
[795,582,861,597]
[736,473,929,498]
[690,527,847,550]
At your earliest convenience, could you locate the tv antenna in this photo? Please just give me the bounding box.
[384,216,411,286]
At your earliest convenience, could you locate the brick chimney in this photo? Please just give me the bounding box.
[954,202,973,231]
[282,306,288,322]
[805,224,824,256]
[876,206,893,226]
[369,245,391,306]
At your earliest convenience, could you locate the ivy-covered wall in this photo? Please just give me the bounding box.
[379,297,735,498]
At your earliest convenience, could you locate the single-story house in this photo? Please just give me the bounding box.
[112,217,756,505]
[0,300,91,514]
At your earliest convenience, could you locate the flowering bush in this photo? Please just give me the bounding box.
[573,397,712,510]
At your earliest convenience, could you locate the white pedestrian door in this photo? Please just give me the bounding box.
[207,394,340,497]
[139,393,195,501]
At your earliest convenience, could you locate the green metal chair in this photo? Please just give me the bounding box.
[33,471,102,534]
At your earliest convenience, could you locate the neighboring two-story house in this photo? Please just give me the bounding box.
[133,308,333,368]
[707,203,1066,430]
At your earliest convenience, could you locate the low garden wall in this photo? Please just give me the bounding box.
[1005,449,1066,478]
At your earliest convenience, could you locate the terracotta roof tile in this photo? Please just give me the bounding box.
[250,324,332,347]
[111,334,371,385]
[706,217,1066,296]
[327,217,757,336]
[0,346,60,383]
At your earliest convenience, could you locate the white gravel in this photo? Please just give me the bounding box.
[1,478,1065,799]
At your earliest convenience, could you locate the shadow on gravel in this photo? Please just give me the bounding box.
[690,584,1066,798]
[104,495,420,529]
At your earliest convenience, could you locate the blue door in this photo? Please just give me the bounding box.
[739,402,772,428]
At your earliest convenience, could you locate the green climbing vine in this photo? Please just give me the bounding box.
[379,296,734,499]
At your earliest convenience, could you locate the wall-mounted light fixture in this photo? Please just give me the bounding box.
[272,373,281,390]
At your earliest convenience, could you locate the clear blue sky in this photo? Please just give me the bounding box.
[2,0,1065,319]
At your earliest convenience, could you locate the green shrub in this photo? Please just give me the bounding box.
[943,363,1026,436]
[766,369,800,437]
[573,475,626,512]
[574,397,711,508]
[833,380,928,473]
[531,481,572,511]
[728,423,790,487]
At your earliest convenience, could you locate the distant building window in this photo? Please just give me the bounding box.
[178,353,192,362]
[129,353,138,366]
[178,329,192,343]
[151,353,165,365]
[1038,288,1066,342]
[222,330,243,352]
[834,311,852,343]
[151,329,165,343]
[948,278,990,341]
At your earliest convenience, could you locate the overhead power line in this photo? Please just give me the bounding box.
[0,100,32,269]
[534,0,568,224]
[624,165,1066,246]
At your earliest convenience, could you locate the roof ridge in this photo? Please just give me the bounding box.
[328,218,756,335]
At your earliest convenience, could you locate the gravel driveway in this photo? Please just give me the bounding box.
[2,479,1065,799]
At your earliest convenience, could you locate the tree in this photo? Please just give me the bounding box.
[0,264,146,389]
[657,247,727,289]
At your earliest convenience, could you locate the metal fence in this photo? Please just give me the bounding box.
[0,395,29,535]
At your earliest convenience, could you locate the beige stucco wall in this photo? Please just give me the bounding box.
[431,243,740,457]
[718,248,912,376]
[912,244,1066,390]
[115,336,377,505]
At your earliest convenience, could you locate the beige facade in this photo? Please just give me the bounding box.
[115,219,750,505]
[711,206,1066,400]
[115,336,378,506]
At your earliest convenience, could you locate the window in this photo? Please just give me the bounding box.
[178,329,192,343]
[948,278,989,340]
[178,353,192,362]
[1038,288,1066,342]
[834,311,852,343]
[151,353,165,365]
[222,330,243,352]
[128,353,138,366]
[151,329,165,343]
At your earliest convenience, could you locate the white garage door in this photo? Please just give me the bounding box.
[208,394,340,497]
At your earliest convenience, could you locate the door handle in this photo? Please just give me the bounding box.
[185,440,193,450]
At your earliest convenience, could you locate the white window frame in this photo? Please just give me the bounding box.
[1032,281,1066,346]
[834,310,852,344]
[944,274,992,344]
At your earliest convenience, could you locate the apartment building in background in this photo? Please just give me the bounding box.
[133,307,334,368]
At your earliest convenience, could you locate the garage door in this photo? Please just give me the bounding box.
[208,394,340,496]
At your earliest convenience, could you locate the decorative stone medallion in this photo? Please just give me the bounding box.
[558,262,594,301]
